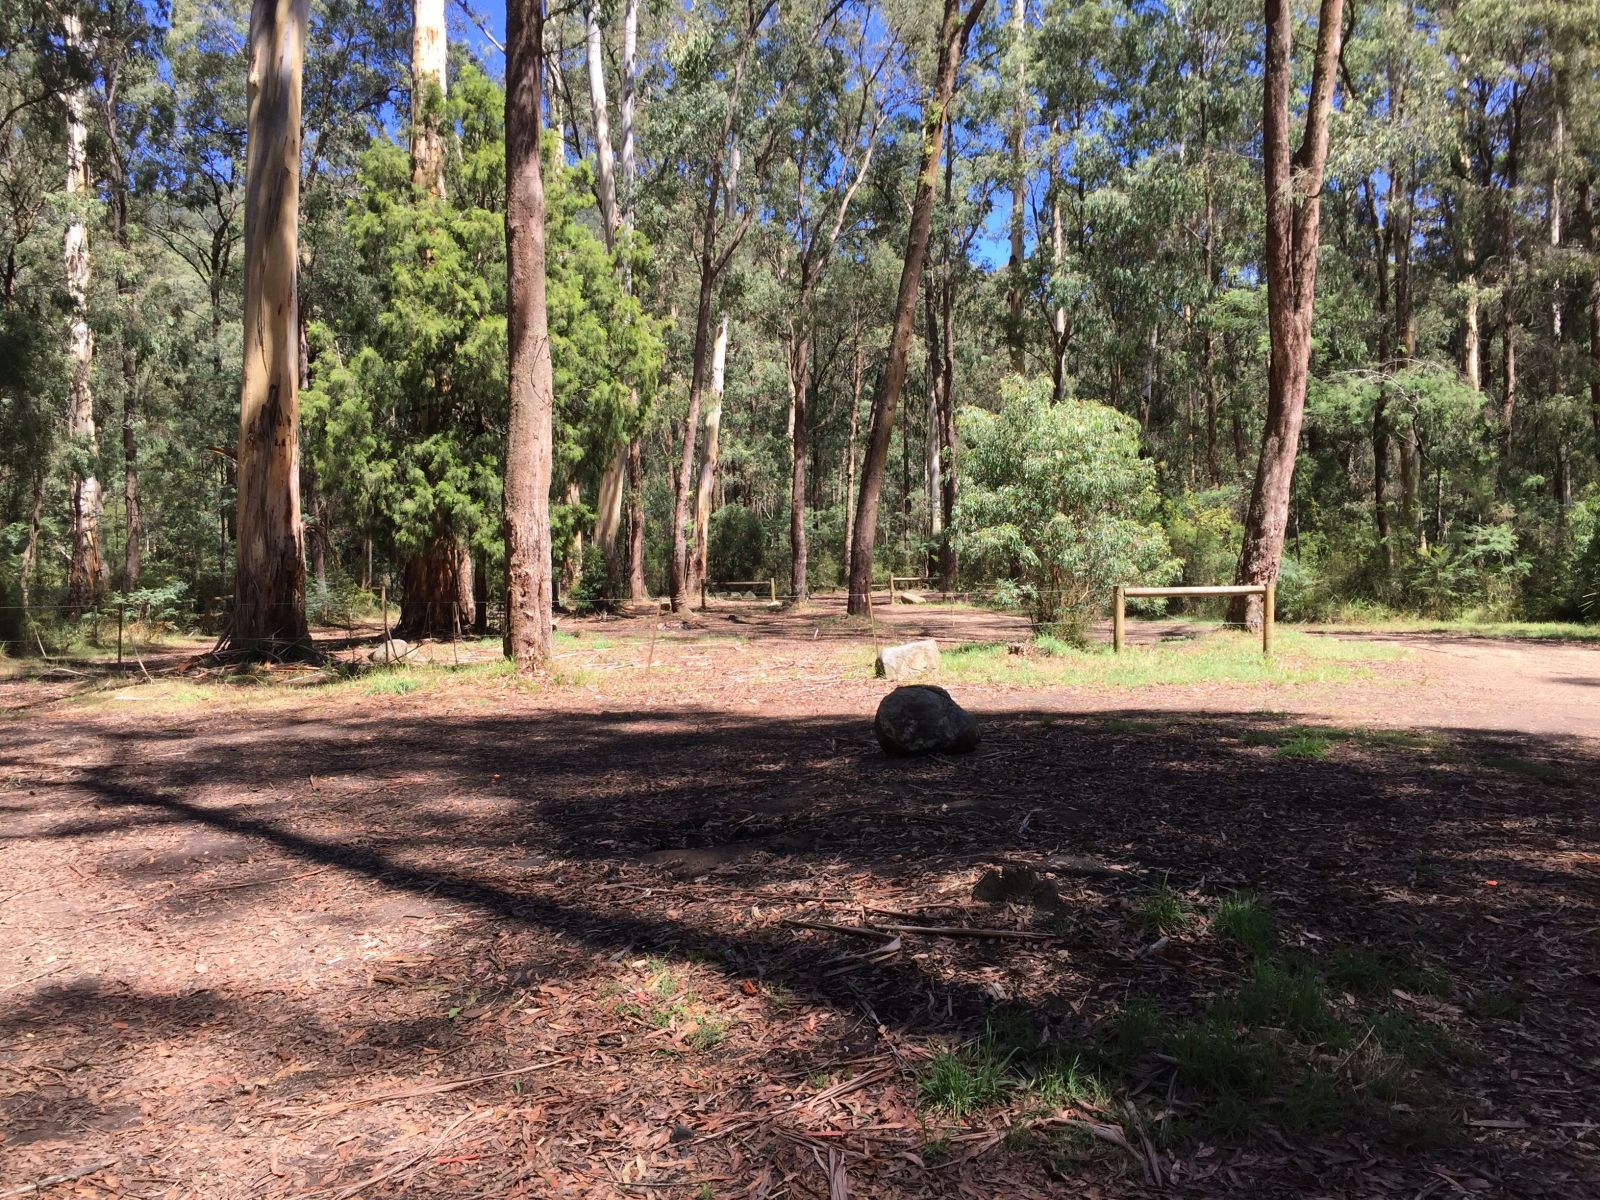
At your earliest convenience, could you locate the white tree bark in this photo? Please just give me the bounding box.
[63,12,102,614]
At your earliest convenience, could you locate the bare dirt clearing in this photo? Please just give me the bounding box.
[2,604,1597,1198]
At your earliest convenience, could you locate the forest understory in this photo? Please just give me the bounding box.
[2,606,1597,1199]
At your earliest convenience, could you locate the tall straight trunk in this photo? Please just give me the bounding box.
[1229,0,1344,629]
[1364,176,1394,568]
[1004,0,1025,372]
[621,0,648,602]
[63,13,102,615]
[1582,179,1600,461]
[627,438,647,598]
[1050,123,1069,403]
[19,466,46,631]
[587,0,630,587]
[787,327,810,599]
[410,0,447,193]
[671,245,719,611]
[230,0,312,655]
[110,143,141,590]
[401,0,475,635]
[1202,179,1220,484]
[841,339,862,578]
[846,0,987,615]
[693,316,730,603]
[504,0,556,672]
[1496,97,1522,476]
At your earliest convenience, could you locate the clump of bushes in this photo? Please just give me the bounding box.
[954,377,1176,642]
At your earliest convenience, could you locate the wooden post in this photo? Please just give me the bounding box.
[380,583,389,656]
[889,574,896,604]
[1263,581,1275,656]
[116,603,124,667]
[1112,585,1125,653]
[768,577,776,602]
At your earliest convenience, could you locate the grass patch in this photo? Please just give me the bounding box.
[1325,946,1450,999]
[607,959,732,1052]
[1344,617,1600,643]
[918,1043,1014,1118]
[1137,880,1197,934]
[1210,892,1277,957]
[936,628,1404,690]
[1476,755,1573,786]
[1096,897,1462,1146]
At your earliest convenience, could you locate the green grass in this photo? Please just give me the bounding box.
[1324,946,1450,999]
[934,628,1404,690]
[1476,755,1574,786]
[1210,892,1277,957]
[607,959,731,1052]
[1340,617,1600,643]
[917,1015,1115,1121]
[1137,880,1198,934]
[918,1043,1014,1117]
[1096,896,1463,1145]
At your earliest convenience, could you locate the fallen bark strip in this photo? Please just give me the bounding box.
[0,1159,119,1198]
[781,918,1055,942]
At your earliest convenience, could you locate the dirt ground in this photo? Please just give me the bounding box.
[2,602,1597,1198]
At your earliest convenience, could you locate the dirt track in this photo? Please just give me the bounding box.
[2,608,1597,1198]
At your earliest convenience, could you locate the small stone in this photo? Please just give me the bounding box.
[874,684,979,756]
[368,638,409,663]
[874,638,940,680]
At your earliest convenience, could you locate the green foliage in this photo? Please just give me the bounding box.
[954,378,1177,641]
[708,504,768,582]
[302,64,662,576]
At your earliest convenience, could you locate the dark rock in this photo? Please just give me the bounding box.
[874,684,979,756]
[973,865,1061,910]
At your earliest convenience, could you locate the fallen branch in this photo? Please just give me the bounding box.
[324,1108,480,1199]
[0,1158,118,1197]
[267,1057,572,1118]
[782,918,1054,942]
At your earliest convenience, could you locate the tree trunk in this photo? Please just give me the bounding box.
[402,538,472,633]
[19,466,46,633]
[846,0,987,615]
[401,0,474,636]
[1582,178,1600,462]
[787,328,810,601]
[841,339,862,580]
[587,0,632,588]
[410,0,447,193]
[111,161,141,591]
[692,316,728,604]
[627,438,647,600]
[64,13,102,616]
[230,0,312,656]
[1004,0,1025,373]
[1229,0,1344,629]
[621,0,647,602]
[504,0,557,672]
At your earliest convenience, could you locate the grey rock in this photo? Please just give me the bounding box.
[895,590,927,604]
[369,638,410,663]
[874,637,940,680]
[874,684,980,756]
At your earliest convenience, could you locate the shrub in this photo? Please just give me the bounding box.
[954,377,1177,641]
[708,504,768,583]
